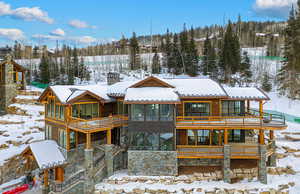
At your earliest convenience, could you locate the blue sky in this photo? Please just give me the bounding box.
[0,0,296,47]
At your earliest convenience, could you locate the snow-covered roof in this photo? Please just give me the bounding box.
[28,140,66,170]
[50,84,113,103]
[224,87,269,100]
[124,87,180,103]
[107,80,138,97]
[165,78,228,97]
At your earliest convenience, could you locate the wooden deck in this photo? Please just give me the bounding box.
[68,115,128,133]
[177,142,274,159]
[176,115,287,130]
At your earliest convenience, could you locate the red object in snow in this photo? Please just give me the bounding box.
[3,184,29,194]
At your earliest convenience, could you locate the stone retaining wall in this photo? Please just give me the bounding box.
[128,150,178,176]
[178,158,222,167]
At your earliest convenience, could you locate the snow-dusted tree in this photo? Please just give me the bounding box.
[261,72,272,92]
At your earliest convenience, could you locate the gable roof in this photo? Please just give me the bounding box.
[0,59,26,72]
[22,140,66,170]
[129,76,175,88]
[39,84,113,104]
[124,87,180,104]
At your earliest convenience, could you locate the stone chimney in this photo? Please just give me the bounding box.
[107,72,120,85]
[0,54,17,114]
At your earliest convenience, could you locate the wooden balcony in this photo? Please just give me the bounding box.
[68,115,128,133]
[177,142,274,159]
[176,114,287,130]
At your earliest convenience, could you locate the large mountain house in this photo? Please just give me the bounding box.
[35,76,287,193]
[0,54,26,114]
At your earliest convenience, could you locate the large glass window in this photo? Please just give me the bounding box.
[58,129,66,148]
[45,125,52,140]
[146,104,159,121]
[188,130,196,145]
[187,130,211,145]
[197,130,210,145]
[72,103,99,119]
[160,104,173,121]
[222,101,245,116]
[59,106,65,120]
[229,130,245,143]
[184,102,210,117]
[131,104,145,121]
[129,131,174,151]
[70,131,76,149]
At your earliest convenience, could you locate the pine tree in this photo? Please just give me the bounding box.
[39,54,50,84]
[277,3,300,99]
[261,72,272,92]
[186,26,199,76]
[129,32,140,70]
[73,48,79,78]
[152,50,160,74]
[218,20,241,83]
[171,34,183,75]
[202,33,218,78]
[240,51,252,86]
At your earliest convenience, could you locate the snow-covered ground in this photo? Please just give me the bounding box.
[0,87,44,165]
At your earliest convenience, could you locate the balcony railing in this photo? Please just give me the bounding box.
[176,113,286,129]
[68,115,128,131]
[177,143,266,159]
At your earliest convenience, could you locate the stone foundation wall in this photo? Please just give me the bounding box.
[178,158,222,167]
[128,150,178,176]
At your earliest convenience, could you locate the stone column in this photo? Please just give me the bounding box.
[259,145,267,184]
[223,144,231,183]
[104,144,114,177]
[269,140,276,167]
[42,186,49,194]
[84,148,94,194]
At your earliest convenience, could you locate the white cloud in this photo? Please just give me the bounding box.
[0,28,24,40]
[68,19,96,29]
[253,0,297,18]
[0,1,54,24]
[74,36,97,44]
[50,28,65,36]
[32,34,97,45]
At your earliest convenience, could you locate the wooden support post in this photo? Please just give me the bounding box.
[247,100,250,113]
[209,130,213,145]
[86,133,91,149]
[270,130,274,141]
[259,101,263,117]
[107,129,112,144]
[75,131,78,147]
[66,128,70,151]
[44,169,49,187]
[22,71,25,89]
[55,167,64,183]
[15,72,18,83]
[224,129,228,145]
[218,130,222,145]
[259,130,265,145]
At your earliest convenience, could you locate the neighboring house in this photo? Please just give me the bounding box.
[34,76,286,193]
[0,54,26,114]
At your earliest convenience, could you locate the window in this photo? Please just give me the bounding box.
[129,131,174,151]
[160,133,174,150]
[59,106,65,120]
[229,130,245,143]
[185,102,210,117]
[222,101,245,116]
[188,130,210,145]
[72,103,99,119]
[188,130,196,145]
[131,104,144,121]
[70,131,76,149]
[160,104,173,121]
[58,129,66,148]
[45,125,52,140]
[145,104,159,121]
[197,130,210,145]
[55,105,60,119]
